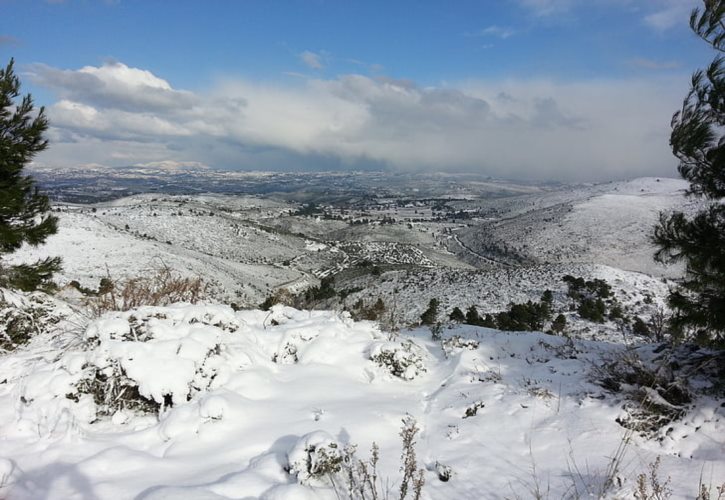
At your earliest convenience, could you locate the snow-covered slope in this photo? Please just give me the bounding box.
[455,178,696,276]
[334,263,672,340]
[7,208,303,306]
[9,194,465,306]
[0,301,721,499]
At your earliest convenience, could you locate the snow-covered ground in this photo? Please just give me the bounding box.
[455,178,696,277]
[334,263,672,341]
[6,208,302,307]
[1,176,722,499]
[0,295,722,499]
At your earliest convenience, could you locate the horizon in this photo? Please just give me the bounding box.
[1,0,711,182]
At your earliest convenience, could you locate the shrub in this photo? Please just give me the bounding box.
[304,276,336,303]
[70,360,160,415]
[634,457,672,500]
[609,303,624,320]
[68,305,239,416]
[0,289,63,350]
[352,297,386,321]
[301,417,426,499]
[480,313,496,328]
[594,350,692,436]
[441,335,479,353]
[420,298,439,325]
[551,313,567,334]
[563,275,612,300]
[272,342,299,364]
[496,300,551,331]
[632,316,650,336]
[86,267,206,315]
[578,298,606,323]
[465,305,481,325]
[449,306,465,323]
[397,416,426,500]
[370,340,426,380]
[287,431,345,487]
[260,288,295,310]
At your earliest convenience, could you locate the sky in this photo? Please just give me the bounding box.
[0,0,714,182]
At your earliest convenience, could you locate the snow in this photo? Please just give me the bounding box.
[0,177,722,498]
[454,177,696,277]
[0,299,722,499]
[306,241,328,252]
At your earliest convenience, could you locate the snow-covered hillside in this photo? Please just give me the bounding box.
[8,193,464,306]
[6,207,302,306]
[0,296,722,499]
[2,176,722,499]
[455,178,696,276]
[331,263,671,341]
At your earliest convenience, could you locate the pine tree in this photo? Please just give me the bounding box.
[0,58,60,291]
[420,298,439,325]
[653,1,725,344]
[449,306,465,323]
[551,314,567,335]
[465,305,481,325]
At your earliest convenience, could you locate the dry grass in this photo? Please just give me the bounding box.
[634,457,671,500]
[86,266,206,316]
[329,416,425,500]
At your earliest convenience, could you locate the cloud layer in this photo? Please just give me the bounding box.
[29,61,688,181]
[518,0,700,30]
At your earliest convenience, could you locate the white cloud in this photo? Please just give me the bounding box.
[27,61,198,112]
[643,1,694,32]
[34,61,689,181]
[300,50,324,70]
[0,35,19,47]
[468,26,516,39]
[517,0,699,31]
[518,0,575,16]
[629,57,680,70]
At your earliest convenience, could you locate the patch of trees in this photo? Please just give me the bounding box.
[294,203,323,216]
[446,291,554,332]
[563,275,612,323]
[495,298,552,332]
[304,276,336,302]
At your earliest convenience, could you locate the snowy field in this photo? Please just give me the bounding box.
[1,176,722,499]
[0,294,722,499]
[455,178,695,277]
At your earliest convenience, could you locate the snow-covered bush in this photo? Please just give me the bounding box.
[0,288,65,350]
[441,335,479,354]
[272,342,299,364]
[70,359,160,415]
[287,431,345,486]
[370,340,426,380]
[289,418,426,499]
[67,304,242,415]
[593,349,692,436]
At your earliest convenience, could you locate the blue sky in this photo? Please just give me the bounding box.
[0,0,713,181]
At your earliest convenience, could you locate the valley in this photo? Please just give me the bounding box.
[2,169,722,500]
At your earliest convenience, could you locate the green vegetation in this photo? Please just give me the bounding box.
[495,300,552,331]
[304,276,336,302]
[420,298,439,325]
[653,1,725,345]
[0,59,60,291]
[448,306,465,323]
